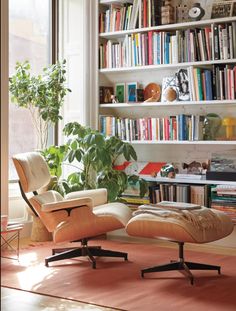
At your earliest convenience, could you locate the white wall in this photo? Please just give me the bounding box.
[58,0,99,144]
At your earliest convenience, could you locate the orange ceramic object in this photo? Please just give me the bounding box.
[144,83,161,101]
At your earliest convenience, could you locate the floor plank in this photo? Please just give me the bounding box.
[1,287,122,311]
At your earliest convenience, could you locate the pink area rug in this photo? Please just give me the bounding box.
[1,239,236,311]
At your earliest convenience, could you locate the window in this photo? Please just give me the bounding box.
[9,0,52,180]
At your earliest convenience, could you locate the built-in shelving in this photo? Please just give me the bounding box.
[125,140,236,145]
[99,16,236,39]
[142,175,236,185]
[100,0,133,5]
[100,59,236,73]
[100,100,236,108]
[98,1,236,181]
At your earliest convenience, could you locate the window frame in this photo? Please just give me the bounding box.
[7,0,59,212]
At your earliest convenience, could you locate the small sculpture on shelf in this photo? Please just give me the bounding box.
[161,0,175,25]
[188,3,205,21]
[176,3,189,23]
[160,163,177,178]
[111,94,119,104]
[182,161,209,175]
[144,83,161,102]
[165,87,177,102]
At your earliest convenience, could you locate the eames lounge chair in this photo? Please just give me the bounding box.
[126,201,234,284]
[13,152,132,268]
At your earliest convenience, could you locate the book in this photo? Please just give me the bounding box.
[115,83,125,103]
[100,86,114,104]
[161,76,178,102]
[175,69,190,101]
[156,201,201,210]
[190,185,206,206]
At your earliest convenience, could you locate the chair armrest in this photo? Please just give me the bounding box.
[42,197,93,212]
[65,188,107,206]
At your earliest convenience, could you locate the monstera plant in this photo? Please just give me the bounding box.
[42,122,147,202]
[9,59,71,150]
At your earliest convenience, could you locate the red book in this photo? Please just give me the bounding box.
[172,117,177,140]
[204,27,211,60]
[148,31,153,65]
[164,118,170,140]
[145,118,149,140]
[148,117,152,140]
[116,10,121,31]
[143,0,147,28]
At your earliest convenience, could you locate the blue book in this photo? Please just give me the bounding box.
[164,33,170,64]
[205,69,213,100]
[178,114,183,141]
[179,114,187,141]
[156,33,160,64]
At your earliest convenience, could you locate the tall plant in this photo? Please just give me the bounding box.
[9,59,71,150]
[43,122,148,202]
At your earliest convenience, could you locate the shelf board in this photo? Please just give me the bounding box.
[141,175,236,185]
[100,59,236,73]
[100,0,133,4]
[99,16,236,39]
[125,140,236,145]
[100,100,236,108]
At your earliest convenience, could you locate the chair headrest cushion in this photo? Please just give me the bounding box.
[12,152,51,193]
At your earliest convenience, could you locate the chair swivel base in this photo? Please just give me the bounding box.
[141,242,221,285]
[45,239,128,269]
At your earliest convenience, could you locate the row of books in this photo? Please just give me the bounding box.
[99,22,236,69]
[149,183,209,207]
[99,0,160,33]
[210,185,236,224]
[99,114,205,142]
[187,65,236,101]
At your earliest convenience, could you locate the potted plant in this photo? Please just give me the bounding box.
[42,122,148,202]
[9,59,71,150]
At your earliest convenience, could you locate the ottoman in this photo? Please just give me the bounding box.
[126,201,234,284]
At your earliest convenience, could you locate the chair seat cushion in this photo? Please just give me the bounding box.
[126,207,234,243]
[94,202,132,227]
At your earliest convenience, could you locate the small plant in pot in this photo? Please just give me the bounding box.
[9,59,71,150]
[42,122,148,202]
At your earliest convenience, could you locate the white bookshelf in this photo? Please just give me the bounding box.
[100,0,133,5]
[98,0,236,185]
[100,59,236,73]
[142,175,236,186]
[124,140,236,145]
[100,16,236,38]
[100,100,236,108]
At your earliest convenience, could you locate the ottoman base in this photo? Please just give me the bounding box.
[141,242,221,285]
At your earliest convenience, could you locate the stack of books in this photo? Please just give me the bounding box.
[210,185,236,224]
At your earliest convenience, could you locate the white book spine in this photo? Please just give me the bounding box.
[230,68,234,100]
[222,28,228,60]
[128,35,132,67]
[151,118,156,140]
[218,25,223,60]
[229,25,233,59]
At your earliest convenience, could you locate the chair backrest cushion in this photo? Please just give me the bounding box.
[12,152,51,193]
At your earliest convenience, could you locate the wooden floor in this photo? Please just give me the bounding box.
[1,287,120,311]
